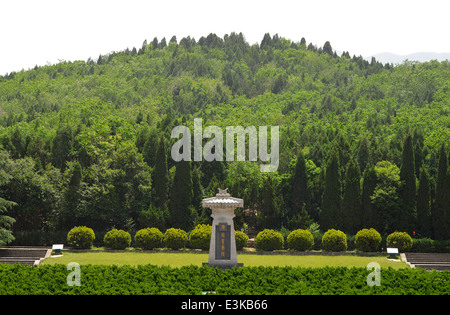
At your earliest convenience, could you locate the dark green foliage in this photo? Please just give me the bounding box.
[255,229,284,251]
[411,238,450,253]
[52,124,73,171]
[258,176,281,229]
[168,161,193,231]
[355,228,382,252]
[10,127,25,159]
[138,204,168,231]
[433,144,450,240]
[322,41,333,55]
[67,226,95,249]
[59,162,82,229]
[191,166,203,212]
[291,151,308,216]
[361,166,378,229]
[69,162,82,188]
[287,203,313,230]
[357,137,370,174]
[142,127,159,168]
[416,167,432,237]
[320,151,341,230]
[341,159,362,234]
[134,227,164,249]
[398,134,416,232]
[0,152,16,245]
[0,198,16,246]
[103,229,131,250]
[152,136,169,209]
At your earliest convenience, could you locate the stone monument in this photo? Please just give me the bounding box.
[202,188,244,269]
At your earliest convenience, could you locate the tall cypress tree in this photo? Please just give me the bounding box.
[357,137,370,174]
[413,129,425,178]
[291,151,308,217]
[416,167,432,237]
[168,160,193,230]
[398,134,416,232]
[191,166,203,213]
[0,152,16,246]
[320,151,341,230]
[10,127,25,159]
[61,161,82,229]
[69,161,82,188]
[341,159,362,234]
[361,166,378,230]
[52,124,73,171]
[142,127,159,168]
[152,136,168,209]
[259,176,280,229]
[433,143,449,240]
[323,41,333,56]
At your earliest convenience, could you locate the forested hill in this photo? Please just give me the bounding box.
[0,32,448,243]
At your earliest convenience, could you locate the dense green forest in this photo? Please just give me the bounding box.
[0,32,448,245]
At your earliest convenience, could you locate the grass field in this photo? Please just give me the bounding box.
[41,250,409,269]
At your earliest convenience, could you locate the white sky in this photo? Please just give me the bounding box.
[1,0,449,75]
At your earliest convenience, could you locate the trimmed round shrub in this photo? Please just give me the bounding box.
[103,229,131,250]
[287,229,314,251]
[322,229,347,252]
[189,224,212,250]
[235,231,249,250]
[67,226,95,249]
[255,229,284,251]
[386,231,413,252]
[355,228,382,252]
[135,228,164,250]
[164,228,188,250]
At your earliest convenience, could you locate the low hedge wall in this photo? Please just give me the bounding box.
[1,264,449,295]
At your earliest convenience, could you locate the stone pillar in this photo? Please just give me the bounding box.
[202,189,243,269]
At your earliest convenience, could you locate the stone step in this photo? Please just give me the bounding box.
[0,257,38,266]
[406,253,450,257]
[405,254,450,262]
[405,258,450,263]
[410,262,450,266]
[0,246,51,266]
[404,253,450,271]
[0,247,49,258]
[413,264,450,271]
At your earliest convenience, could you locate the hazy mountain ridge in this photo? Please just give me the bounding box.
[366,52,450,65]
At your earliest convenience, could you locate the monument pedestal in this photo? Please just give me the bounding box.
[202,189,244,269]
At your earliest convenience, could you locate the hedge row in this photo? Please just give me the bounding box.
[1,264,449,295]
[255,228,415,252]
[66,225,249,251]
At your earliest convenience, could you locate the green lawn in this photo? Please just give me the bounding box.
[41,250,409,269]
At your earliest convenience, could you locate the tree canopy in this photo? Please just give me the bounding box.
[0,32,448,242]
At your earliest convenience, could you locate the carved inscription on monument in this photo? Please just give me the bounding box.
[215,223,230,260]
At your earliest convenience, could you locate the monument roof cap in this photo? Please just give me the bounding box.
[202,188,244,208]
